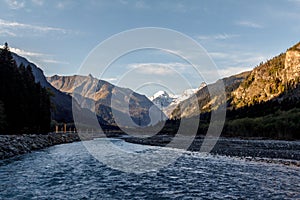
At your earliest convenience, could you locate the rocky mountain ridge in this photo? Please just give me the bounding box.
[47,75,163,126]
[170,71,250,119]
[170,42,300,119]
[232,42,300,108]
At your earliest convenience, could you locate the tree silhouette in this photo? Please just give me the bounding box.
[0,42,51,134]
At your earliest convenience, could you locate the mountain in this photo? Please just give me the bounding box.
[12,53,74,123]
[170,72,250,119]
[150,83,206,118]
[11,52,163,127]
[164,42,300,140]
[170,42,300,120]
[232,42,300,108]
[170,83,207,105]
[150,91,175,108]
[47,75,163,126]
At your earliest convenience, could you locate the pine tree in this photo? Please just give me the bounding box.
[0,101,6,132]
[0,43,51,134]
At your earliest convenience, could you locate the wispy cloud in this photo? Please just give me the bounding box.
[209,51,270,70]
[128,62,190,75]
[197,33,239,40]
[288,0,300,4]
[0,18,67,33]
[56,2,66,9]
[128,61,253,84]
[0,30,17,37]
[31,0,44,6]
[171,2,187,13]
[119,0,128,5]
[0,45,68,66]
[103,77,118,83]
[236,20,263,28]
[5,0,25,9]
[200,66,252,82]
[217,66,252,77]
[134,0,149,9]
[41,59,69,65]
[56,0,77,10]
[6,46,46,57]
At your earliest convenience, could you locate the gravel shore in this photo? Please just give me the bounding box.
[124,135,300,166]
[2,132,300,167]
[0,133,80,159]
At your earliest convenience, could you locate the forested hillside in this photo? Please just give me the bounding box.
[0,43,51,134]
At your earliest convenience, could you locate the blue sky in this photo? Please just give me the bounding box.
[1,0,300,96]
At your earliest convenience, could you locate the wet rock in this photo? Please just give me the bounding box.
[0,133,80,160]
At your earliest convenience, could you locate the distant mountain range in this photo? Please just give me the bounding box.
[149,82,206,117]
[47,74,163,126]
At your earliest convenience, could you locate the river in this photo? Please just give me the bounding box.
[0,138,299,199]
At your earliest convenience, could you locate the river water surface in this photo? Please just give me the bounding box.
[0,138,299,199]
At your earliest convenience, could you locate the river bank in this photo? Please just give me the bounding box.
[124,135,300,166]
[2,132,300,167]
[0,133,80,159]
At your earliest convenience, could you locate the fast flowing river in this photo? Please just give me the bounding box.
[0,138,299,199]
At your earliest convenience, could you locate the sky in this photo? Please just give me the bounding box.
[1,0,300,96]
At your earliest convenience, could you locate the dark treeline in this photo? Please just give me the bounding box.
[223,108,300,140]
[0,43,51,134]
[223,82,300,139]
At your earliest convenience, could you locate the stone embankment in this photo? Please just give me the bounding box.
[0,133,80,159]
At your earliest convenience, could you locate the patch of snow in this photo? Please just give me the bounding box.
[149,82,206,118]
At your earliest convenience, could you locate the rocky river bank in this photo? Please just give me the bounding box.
[2,132,300,167]
[0,133,80,159]
[124,135,300,166]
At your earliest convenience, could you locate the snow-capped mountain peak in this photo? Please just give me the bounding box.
[173,82,206,103]
[149,83,206,118]
[150,90,175,107]
[150,90,170,100]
